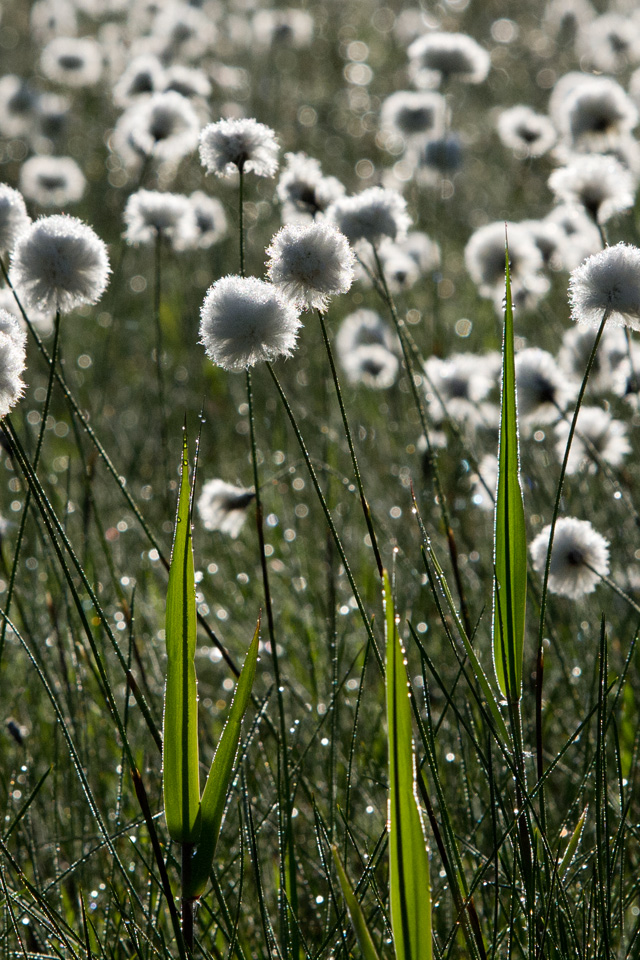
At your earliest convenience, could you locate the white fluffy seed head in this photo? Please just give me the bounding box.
[530,517,610,599]
[19,155,86,207]
[568,242,640,330]
[199,275,301,371]
[197,479,255,538]
[548,154,635,224]
[266,221,355,310]
[123,190,198,248]
[0,308,27,418]
[199,118,279,178]
[10,214,111,313]
[327,187,410,246]
[0,184,30,255]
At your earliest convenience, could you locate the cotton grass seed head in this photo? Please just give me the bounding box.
[123,190,198,248]
[497,105,557,158]
[0,309,27,419]
[555,75,638,149]
[266,222,355,311]
[530,517,609,600]
[515,347,575,424]
[199,118,279,178]
[569,243,640,330]
[276,152,345,220]
[200,275,301,371]
[0,185,30,255]
[340,344,399,389]
[548,154,635,224]
[380,90,446,141]
[19,155,86,208]
[187,191,227,249]
[408,31,490,88]
[40,36,103,88]
[197,479,254,539]
[554,405,630,474]
[327,187,410,246]
[127,91,200,162]
[10,214,110,314]
[336,309,396,356]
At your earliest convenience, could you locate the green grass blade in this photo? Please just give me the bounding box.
[163,432,201,844]
[384,570,432,960]
[331,845,382,960]
[185,621,260,900]
[493,240,527,702]
[558,806,588,880]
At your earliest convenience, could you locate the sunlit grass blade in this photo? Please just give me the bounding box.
[558,806,588,880]
[384,569,432,960]
[163,432,200,844]
[331,844,382,960]
[493,239,527,703]
[185,621,260,901]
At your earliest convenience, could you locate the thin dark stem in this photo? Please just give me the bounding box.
[0,308,61,666]
[181,842,195,953]
[371,243,473,639]
[535,308,609,817]
[245,368,297,958]
[238,164,245,277]
[317,309,383,578]
[266,362,383,674]
[153,230,170,505]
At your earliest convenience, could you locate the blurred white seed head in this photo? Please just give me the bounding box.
[123,189,198,248]
[199,118,279,178]
[530,517,609,599]
[40,36,104,87]
[515,347,575,425]
[19,156,86,208]
[197,479,254,538]
[548,154,636,224]
[496,105,557,158]
[555,405,630,474]
[327,187,410,246]
[408,31,490,88]
[0,76,39,138]
[340,344,399,389]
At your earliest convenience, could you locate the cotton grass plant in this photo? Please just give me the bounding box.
[1,1,640,959]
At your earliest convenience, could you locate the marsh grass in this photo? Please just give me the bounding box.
[1,1,640,959]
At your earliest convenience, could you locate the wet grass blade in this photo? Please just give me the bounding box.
[384,570,432,960]
[493,239,527,703]
[185,621,260,900]
[331,844,382,960]
[163,432,201,844]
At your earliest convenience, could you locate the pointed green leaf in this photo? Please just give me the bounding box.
[384,570,432,960]
[185,622,260,900]
[493,239,527,702]
[558,806,588,880]
[331,845,382,960]
[163,433,200,843]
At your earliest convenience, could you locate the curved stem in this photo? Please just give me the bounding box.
[317,309,383,578]
[0,308,61,666]
[245,368,297,958]
[371,243,472,639]
[535,309,609,814]
[238,164,245,278]
[266,362,383,674]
